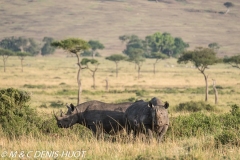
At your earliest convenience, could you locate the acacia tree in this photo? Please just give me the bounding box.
[224,2,234,14]
[145,32,175,57]
[0,37,40,56]
[16,51,31,72]
[51,38,90,104]
[0,49,14,72]
[178,47,219,101]
[128,48,145,79]
[208,43,220,52]
[105,54,126,77]
[88,40,104,59]
[145,32,189,58]
[223,55,240,69]
[41,37,55,56]
[81,58,100,89]
[151,52,168,75]
[0,37,20,52]
[119,35,130,44]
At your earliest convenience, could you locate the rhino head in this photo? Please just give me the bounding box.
[54,103,79,128]
[148,97,169,131]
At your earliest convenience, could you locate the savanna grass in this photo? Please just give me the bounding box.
[0,56,240,159]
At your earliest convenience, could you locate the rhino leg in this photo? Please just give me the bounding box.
[88,124,103,139]
[157,125,168,142]
[147,128,153,139]
[88,125,97,134]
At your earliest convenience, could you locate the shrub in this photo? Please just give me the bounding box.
[167,113,221,139]
[230,104,240,116]
[41,116,93,139]
[0,88,92,139]
[166,104,240,147]
[0,88,42,138]
[215,130,239,146]
[175,101,216,112]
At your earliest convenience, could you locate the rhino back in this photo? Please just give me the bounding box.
[81,101,132,126]
[125,101,152,125]
[82,109,127,133]
[84,101,132,112]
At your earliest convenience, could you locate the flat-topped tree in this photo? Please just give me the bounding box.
[223,55,240,69]
[16,51,31,72]
[106,54,126,78]
[208,43,220,52]
[224,2,234,14]
[88,40,104,59]
[178,47,220,101]
[81,58,100,89]
[51,38,90,104]
[119,35,131,44]
[0,49,14,72]
[122,35,145,57]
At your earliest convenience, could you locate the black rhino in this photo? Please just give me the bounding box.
[54,100,132,136]
[124,97,169,141]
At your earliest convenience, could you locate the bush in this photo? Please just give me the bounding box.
[0,88,42,138]
[166,104,240,147]
[167,113,221,138]
[215,130,240,146]
[175,101,216,112]
[0,88,92,139]
[230,104,240,116]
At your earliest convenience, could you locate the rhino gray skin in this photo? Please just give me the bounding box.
[54,100,133,136]
[124,97,169,142]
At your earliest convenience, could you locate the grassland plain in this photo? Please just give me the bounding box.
[0,0,240,56]
[0,56,240,159]
[1,0,240,159]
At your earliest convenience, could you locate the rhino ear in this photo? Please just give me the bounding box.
[164,101,169,109]
[70,103,75,111]
[66,103,70,109]
[148,101,154,108]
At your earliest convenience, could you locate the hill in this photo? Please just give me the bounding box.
[0,0,240,56]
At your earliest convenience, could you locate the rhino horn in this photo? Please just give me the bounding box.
[53,111,59,120]
[60,110,63,117]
